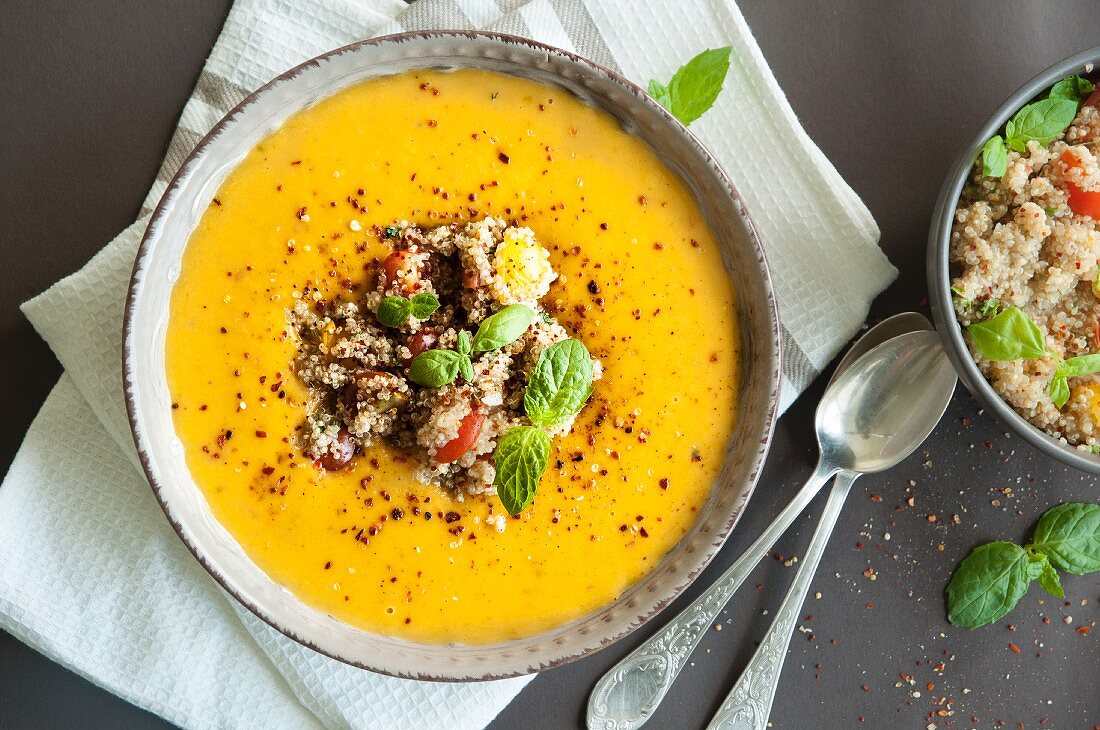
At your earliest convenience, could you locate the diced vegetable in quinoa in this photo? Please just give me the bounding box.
[954,72,1100,449]
[289,217,601,514]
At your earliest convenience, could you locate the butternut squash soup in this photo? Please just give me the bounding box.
[166,68,740,644]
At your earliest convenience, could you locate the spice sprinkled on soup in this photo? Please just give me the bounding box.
[166,69,740,643]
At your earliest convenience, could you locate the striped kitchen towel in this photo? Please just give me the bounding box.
[3,0,896,728]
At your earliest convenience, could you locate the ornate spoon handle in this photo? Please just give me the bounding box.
[704,470,858,730]
[586,461,837,730]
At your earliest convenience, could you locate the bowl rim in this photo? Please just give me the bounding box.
[928,43,1100,476]
[123,29,782,679]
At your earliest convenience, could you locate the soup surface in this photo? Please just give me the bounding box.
[166,68,740,643]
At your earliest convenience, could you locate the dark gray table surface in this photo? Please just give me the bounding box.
[2,1,1098,728]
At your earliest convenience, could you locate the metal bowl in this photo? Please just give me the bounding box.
[124,31,782,680]
[928,45,1100,475]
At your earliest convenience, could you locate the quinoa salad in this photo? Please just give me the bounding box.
[289,217,600,513]
[952,72,1100,449]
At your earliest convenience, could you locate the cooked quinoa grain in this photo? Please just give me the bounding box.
[289,217,600,497]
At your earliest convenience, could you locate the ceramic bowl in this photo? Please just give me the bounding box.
[124,31,781,680]
[928,45,1100,476]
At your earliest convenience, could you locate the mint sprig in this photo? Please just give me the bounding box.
[946,502,1100,628]
[965,306,1100,408]
[377,292,440,328]
[524,339,594,428]
[647,47,732,126]
[978,74,1091,177]
[407,305,535,388]
[493,426,552,515]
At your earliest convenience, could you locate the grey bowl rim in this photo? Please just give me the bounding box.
[927,44,1100,476]
[121,30,783,680]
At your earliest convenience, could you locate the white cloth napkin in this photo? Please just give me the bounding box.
[1,0,897,727]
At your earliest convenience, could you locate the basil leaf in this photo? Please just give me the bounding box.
[377,296,412,328]
[410,292,440,320]
[408,349,461,388]
[1050,372,1071,409]
[458,354,474,382]
[456,329,471,356]
[649,47,732,125]
[1049,74,1094,102]
[471,304,535,352]
[493,426,551,515]
[1058,352,1100,378]
[981,135,1008,178]
[1004,97,1078,152]
[946,541,1036,629]
[966,307,1047,360]
[1034,555,1065,599]
[1028,502,1100,575]
[524,339,595,428]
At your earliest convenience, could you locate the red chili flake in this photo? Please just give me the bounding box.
[1008,642,1021,654]
[658,478,670,489]
[324,561,332,569]
[599,223,608,230]
[295,206,307,220]
[870,493,883,502]
[1077,626,1092,635]
[261,466,275,475]
[444,511,460,524]
[219,327,228,334]
[498,152,510,164]
[391,508,404,520]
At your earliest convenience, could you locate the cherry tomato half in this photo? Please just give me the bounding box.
[434,409,485,463]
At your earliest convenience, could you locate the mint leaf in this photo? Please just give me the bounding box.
[458,354,474,382]
[471,304,535,352]
[377,296,412,327]
[649,47,732,125]
[524,339,595,428]
[1004,97,1077,152]
[946,541,1036,629]
[1049,74,1094,102]
[982,135,1008,178]
[1058,352,1100,378]
[493,426,551,515]
[1034,555,1065,599]
[647,79,672,110]
[410,292,440,319]
[966,307,1047,361]
[1028,502,1100,574]
[1050,372,1071,409]
[408,349,461,388]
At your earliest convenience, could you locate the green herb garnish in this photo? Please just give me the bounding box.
[966,305,1100,408]
[408,350,463,388]
[647,47,732,126]
[524,339,594,428]
[1049,74,1095,103]
[469,304,536,351]
[1029,502,1100,574]
[376,292,440,328]
[981,135,1008,178]
[407,305,535,388]
[1005,97,1078,152]
[492,426,552,515]
[384,225,402,239]
[946,502,1100,628]
[978,74,1090,177]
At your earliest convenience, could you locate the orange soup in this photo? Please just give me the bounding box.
[166,68,739,643]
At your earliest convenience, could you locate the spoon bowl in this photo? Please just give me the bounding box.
[816,329,953,474]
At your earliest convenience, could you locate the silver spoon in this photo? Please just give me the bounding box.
[587,316,953,730]
[705,314,943,729]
